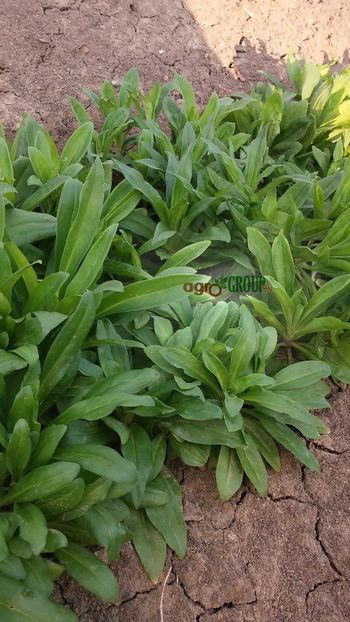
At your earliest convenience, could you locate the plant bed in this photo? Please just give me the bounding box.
[0,56,350,620]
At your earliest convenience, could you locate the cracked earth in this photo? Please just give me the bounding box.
[1,1,350,620]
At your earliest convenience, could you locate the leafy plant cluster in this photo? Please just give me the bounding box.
[0,55,350,619]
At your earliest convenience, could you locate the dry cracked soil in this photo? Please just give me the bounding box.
[1,1,350,620]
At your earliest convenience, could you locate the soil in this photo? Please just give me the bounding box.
[1,0,349,141]
[1,1,350,621]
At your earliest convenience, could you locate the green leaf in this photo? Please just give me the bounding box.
[129,510,167,581]
[56,543,118,603]
[146,473,187,558]
[245,126,268,190]
[65,224,117,296]
[3,241,38,294]
[229,329,257,381]
[22,557,54,597]
[60,122,94,169]
[139,482,169,507]
[266,276,295,331]
[223,393,243,432]
[0,555,26,581]
[170,419,244,448]
[5,208,56,246]
[45,529,68,553]
[70,96,91,124]
[175,74,198,120]
[169,394,222,421]
[98,274,208,316]
[38,478,85,517]
[54,445,137,485]
[237,434,268,496]
[313,156,327,184]
[300,62,321,99]
[39,291,96,403]
[260,417,320,472]
[158,241,211,272]
[7,386,36,432]
[261,89,284,143]
[271,231,295,296]
[24,272,69,313]
[63,477,115,524]
[10,345,38,368]
[161,347,219,391]
[83,368,159,400]
[303,275,350,321]
[244,388,316,427]
[244,418,280,471]
[202,351,228,389]
[113,161,169,223]
[244,295,285,333]
[0,522,8,562]
[216,446,243,501]
[149,435,167,481]
[0,422,8,449]
[54,391,153,426]
[0,572,77,621]
[8,536,32,559]
[170,437,210,467]
[122,425,153,508]
[154,316,173,345]
[29,424,67,468]
[59,158,105,275]
[20,175,68,211]
[272,361,331,390]
[247,227,274,278]
[138,227,175,256]
[34,311,67,338]
[5,420,31,480]
[95,318,130,376]
[82,505,127,561]
[1,462,80,505]
[232,373,275,393]
[28,146,51,183]
[197,301,229,342]
[54,179,82,270]
[0,138,14,184]
[295,316,349,337]
[15,504,47,556]
[103,417,129,445]
[103,180,141,225]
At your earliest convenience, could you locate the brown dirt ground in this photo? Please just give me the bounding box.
[1,1,350,620]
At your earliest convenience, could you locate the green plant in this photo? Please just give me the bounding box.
[0,128,199,616]
[0,57,349,618]
[121,301,330,498]
[245,228,350,357]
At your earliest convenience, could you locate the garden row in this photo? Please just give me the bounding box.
[0,56,350,619]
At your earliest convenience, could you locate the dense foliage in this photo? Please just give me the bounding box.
[0,55,350,618]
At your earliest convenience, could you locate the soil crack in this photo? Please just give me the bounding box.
[196,593,258,621]
[305,576,341,606]
[267,493,315,506]
[314,444,350,456]
[173,571,207,612]
[315,515,344,578]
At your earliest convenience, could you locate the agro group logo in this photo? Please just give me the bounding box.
[183,281,223,297]
[183,275,271,297]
